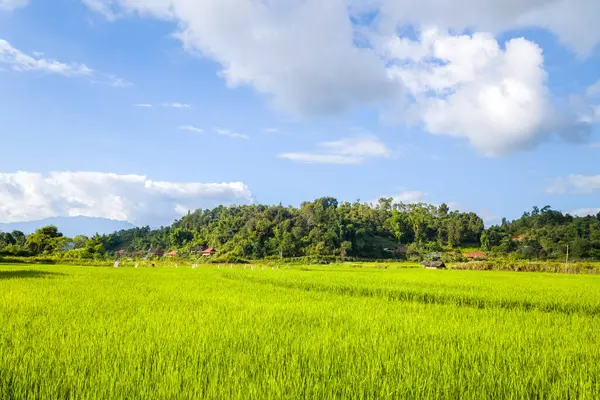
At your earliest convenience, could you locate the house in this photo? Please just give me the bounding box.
[151,249,164,257]
[421,261,446,270]
[136,250,145,256]
[384,246,408,254]
[118,249,126,256]
[167,251,177,257]
[466,252,487,260]
[201,248,217,257]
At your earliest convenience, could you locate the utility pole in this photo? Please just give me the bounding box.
[565,244,569,267]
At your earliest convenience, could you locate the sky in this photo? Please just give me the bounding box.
[0,0,599,227]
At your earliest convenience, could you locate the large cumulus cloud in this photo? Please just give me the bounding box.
[0,172,253,226]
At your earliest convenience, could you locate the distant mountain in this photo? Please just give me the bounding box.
[0,216,137,237]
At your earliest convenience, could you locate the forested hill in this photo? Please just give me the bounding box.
[2,199,599,261]
[483,206,600,259]
[88,198,485,260]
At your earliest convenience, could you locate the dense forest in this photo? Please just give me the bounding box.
[1,199,599,261]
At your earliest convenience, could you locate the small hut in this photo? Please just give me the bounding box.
[466,252,487,261]
[201,248,217,257]
[421,261,446,270]
[384,246,408,254]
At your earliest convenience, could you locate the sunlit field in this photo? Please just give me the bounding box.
[1,264,599,399]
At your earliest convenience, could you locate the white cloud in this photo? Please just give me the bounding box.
[0,0,28,11]
[106,75,131,87]
[180,126,248,139]
[162,102,191,109]
[547,174,600,195]
[278,153,363,165]
[0,38,127,85]
[83,0,597,155]
[136,102,191,108]
[368,190,426,207]
[179,125,203,133]
[0,172,253,226]
[569,208,600,217]
[0,39,93,76]
[320,136,392,158]
[587,80,600,97]
[376,0,600,57]
[279,135,391,164]
[215,129,249,140]
[390,191,426,204]
[382,29,589,156]
[83,0,396,115]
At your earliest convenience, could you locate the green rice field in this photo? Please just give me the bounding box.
[1,263,599,399]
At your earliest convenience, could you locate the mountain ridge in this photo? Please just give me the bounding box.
[0,216,137,237]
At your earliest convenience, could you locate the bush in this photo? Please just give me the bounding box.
[450,261,600,274]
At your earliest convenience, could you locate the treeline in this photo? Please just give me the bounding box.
[1,199,599,262]
[482,206,600,259]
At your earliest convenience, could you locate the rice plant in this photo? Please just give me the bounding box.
[1,264,599,399]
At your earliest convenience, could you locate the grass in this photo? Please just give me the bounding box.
[1,263,599,399]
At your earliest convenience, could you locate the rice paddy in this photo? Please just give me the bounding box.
[1,263,599,399]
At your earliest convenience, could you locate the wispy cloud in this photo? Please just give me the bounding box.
[179,125,203,134]
[215,129,249,140]
[569,208,600,217]
[137,102,192,109]
[162,103,191,109]
[279,135,391,165]
[106,75,131,87]
[180,126,248,140]
[264,127,290,135]
[588,79,600,97]
[0,0,29,12]
[547,174,600,194]
[0,39,93,76]
[371,190,426,205]
[320,136,392,158]
[278,153,363,165]
[0,38,127,86]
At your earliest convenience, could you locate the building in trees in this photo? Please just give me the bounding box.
[202,248,217,257]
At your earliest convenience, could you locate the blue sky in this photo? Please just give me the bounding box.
[0,0,599,227]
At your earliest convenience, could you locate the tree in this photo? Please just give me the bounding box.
[26,226,63,254]
[0,232,16,250]
[169,228,195,248]
[480,231,490,251]
[438,203,450,217]
[11,231,26,247]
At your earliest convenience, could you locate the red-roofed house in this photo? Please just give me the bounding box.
[118,249,126,256]
[202,248,217,257]
[167,251,178,257]
[466,252,487,260]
